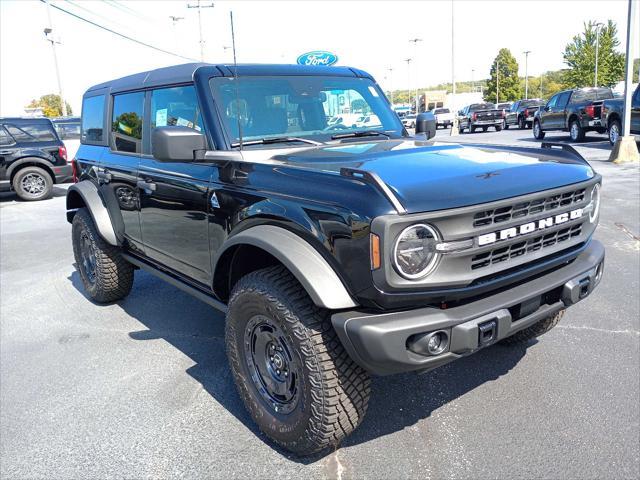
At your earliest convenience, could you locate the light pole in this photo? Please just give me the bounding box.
[496,58,500,105]
[594,22,604,87]
[409,38,422,113]
[44,0,66,116]
[404,58,412,110]
[450,0,458,136]
[387,67,394,104]
[523,50,531,99]
[187,0,214,62]
[471,68,475,92]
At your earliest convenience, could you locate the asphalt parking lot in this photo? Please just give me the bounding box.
[1,132,639,479]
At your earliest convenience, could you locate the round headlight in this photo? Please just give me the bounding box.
[393,224,440,280]
[589,183,601,223]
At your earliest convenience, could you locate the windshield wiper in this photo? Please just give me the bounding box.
[231,136,322,147]
[330,130,391,140]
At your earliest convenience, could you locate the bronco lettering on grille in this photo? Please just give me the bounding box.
[477,208,584,246]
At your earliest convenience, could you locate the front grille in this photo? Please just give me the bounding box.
[472,188,586,228]
[471,223,583,270]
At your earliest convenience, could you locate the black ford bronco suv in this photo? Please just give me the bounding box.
[67,63,604,455]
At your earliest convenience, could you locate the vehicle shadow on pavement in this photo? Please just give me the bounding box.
[0,186,68,203]
[68,269,532,462]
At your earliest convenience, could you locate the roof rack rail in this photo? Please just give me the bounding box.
[340,167,407,214]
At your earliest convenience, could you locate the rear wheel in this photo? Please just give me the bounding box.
[608,119,621,146]
[12,166,53,201]
[503,119,509,130]
[495,124,503,132]
[72,208,134,302]
[500,310,564,345]
[482,126,488,132]
[533,120,545,139]
[569,119,585,142]
[225,265,371,455]
[518,116,525,129]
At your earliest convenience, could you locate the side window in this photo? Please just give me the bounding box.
[0,126,14,146]
[557,92,570,108]
[111,91,144,154]
[547,95,558,109]
[150,85,202,132]
[5,123,56,142]
[81,95,105,143]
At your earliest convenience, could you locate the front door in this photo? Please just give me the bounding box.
[138,85,212,285]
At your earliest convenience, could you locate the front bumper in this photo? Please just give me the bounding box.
[332,240,604,375]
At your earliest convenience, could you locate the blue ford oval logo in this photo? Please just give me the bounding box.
[297,51,338,66]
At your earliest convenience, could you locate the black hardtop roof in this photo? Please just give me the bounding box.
[85,62,374,96]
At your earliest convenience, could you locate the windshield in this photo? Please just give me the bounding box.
[209,76,404,146]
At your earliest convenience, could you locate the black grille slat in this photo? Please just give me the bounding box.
[472,188,587,228]
[471,224,583,270]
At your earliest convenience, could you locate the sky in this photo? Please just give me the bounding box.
[0,0,636,116]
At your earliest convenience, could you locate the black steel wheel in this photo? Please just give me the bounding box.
[226,265,371,455]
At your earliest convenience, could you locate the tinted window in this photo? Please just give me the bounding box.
[81,95,105,143]
[0,126,14,146]
[150,85,202,132]
[547,95,558,108]
[111,91,144,153]
[5,122,57,142]
[556,92,571,107]
[434,108,450,114]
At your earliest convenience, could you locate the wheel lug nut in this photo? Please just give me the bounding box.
[277,369,281,375]
[270,356,274,361]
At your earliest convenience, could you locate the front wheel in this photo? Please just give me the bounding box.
[503,119,509,130]
[533,120,545,139]
[225,265,371,455]
[495,124,503,132]
[607,119,621,146]
[500,310,564,345]
[518,116,525,129]
[72,208,134,302]
[12,166,53,201]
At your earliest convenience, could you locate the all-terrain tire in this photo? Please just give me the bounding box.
[12,166,53,201]
[72,208,134,302]
[225,265,371,455]
[569,119,585,142]
[500,310,565,345]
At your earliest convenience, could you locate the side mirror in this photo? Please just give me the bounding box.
[152,126,206,162]
[414,112,436,139]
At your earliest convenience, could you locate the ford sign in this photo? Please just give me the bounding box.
[297,51,338,66]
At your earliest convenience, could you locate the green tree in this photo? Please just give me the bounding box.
[562,20,625,88]
[485,49,521,103]
[351,98,370,114]
[26,94,72,117]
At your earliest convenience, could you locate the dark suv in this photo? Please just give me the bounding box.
[0,117,72,200]
[67,63,604,455]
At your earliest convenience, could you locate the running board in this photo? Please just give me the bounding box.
[121,253,228,313]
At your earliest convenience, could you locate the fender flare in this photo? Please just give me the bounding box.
[7,156,56,181]
[216,225,358,310]
[66,181,119,246]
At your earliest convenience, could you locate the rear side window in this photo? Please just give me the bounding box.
[82,95,105,143]
[111,91,144,154]
[56,122,81,140]
[5,123,57,142]
[0,126,14,146]
[150,85,202,131]
[556,92,571,107]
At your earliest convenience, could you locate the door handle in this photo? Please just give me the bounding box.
[0,150,13,155]
[137,179,156,194]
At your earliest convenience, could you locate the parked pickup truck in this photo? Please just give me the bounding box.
[67,63,604,455]
[533,87,613,142]
[601,83,640,145]
[458,103,504,133]
[431,107,454,128]
[504,99,545,130]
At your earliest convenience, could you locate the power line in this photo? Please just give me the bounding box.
[41,0,198,62]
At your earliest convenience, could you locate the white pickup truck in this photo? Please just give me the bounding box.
[431,107,454,128]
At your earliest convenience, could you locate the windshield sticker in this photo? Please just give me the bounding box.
[155,109,167,127]
[176,117,194,128]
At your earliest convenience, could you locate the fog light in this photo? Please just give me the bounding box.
[407,330,450,356]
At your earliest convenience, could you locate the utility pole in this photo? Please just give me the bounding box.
[409,38,422,113]
[594,22,604,87]
[387,67,394,104]
[523,50,531,99]
[44,0,66,116]
[404,58,412,110]
[450,0,458,136]
[471,68,475,92]
[496,58,500,105]
[187,0,214,62]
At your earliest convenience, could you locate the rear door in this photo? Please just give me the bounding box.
[101,91,145,252]
[138,84,213,285]
[553,91,571,129]
[540,94,558,129]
